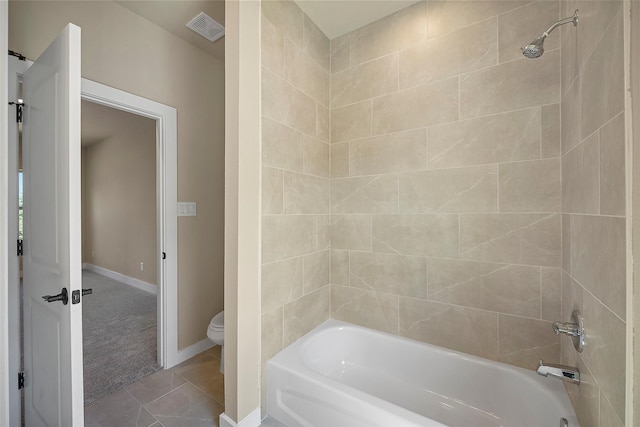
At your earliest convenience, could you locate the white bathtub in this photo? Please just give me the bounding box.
[267,320,579,427]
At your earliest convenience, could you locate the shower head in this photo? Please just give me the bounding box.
[521,10,578,59]
[521,35,546,59]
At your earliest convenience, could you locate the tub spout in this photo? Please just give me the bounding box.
[536,360,580,384]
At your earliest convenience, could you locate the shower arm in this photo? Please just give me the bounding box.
[541,10,579,38]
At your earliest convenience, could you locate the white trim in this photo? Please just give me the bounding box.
[1,3,10,426]
[80,79,179,368]
[219,408,261,427]
[83,263,157,295]
[174,338,215,366]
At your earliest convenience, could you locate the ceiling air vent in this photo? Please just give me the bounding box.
[186,12,225,43]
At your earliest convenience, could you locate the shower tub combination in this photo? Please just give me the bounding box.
[267,320,578,427]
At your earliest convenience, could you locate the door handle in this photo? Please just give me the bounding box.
[42,287,68,305]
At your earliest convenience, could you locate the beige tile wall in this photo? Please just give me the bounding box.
[560,1,626,425]
[260,1,627,424]
[260,0,331,411]
[329,0,563,373]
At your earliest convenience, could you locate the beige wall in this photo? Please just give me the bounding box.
[9,0,225,350]
[81,110,157,285]
[328,0,562,369]
[560,1,627,426]
[259,0,332,411]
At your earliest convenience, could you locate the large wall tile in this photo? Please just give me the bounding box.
[498,1,559,64]
[580,8,624,140]
[330,215,372,251]
[331,54,399,108]
[561,75,581,154]
[428,258,540,317]
[427,0,527,39]
[283,172,330,214]
[332,285,399,334]
[562,214,571,274]
[261,307,284,363]
[302,136,329,178]
[571,0,622,92]
[330,32,351,73]
[460,213,561,267]
[262,68,317,136]
[349,1,429,66]
[372,214,459,258]
[330,142,349,178]
[262,215,318,263]
[350,129,427,176]
[498,315,560,370]
[372,77,458,134]
[582,291,626,423]
[283,286,330,346]
[428,108,540,169]
[330,250,349,285]
[262,117,303,172]
[565,357,599,427]
[261,16,285,77]
[541,268,562,322]
[285,39,329,107]
[399,18,496,89]
[399,298,499,360]
[460,50,560,119]
[331,100,371,144]
[569,214,626,319]
[499,159,561,213]
[600,113,625,216]
[262,167,283,214]
[317,215,331,250]
[262,258,303,313]
[303,250,330,294]
[600,390,625,427]
[316,104,330,143]
[261,0,303,47]
[331,175,398,214]
[562,133,599,214]
[399,165,498,213]
[350,252,428,299]
[303,15,330,71]
[541,104,561,159]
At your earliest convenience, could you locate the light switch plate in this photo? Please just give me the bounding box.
[178,202,197,216]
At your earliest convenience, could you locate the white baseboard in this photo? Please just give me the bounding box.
[170,338,215,367]
[83,263,157,295]
[220,408,261,427]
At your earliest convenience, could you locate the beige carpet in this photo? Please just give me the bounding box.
[82,269,160,404]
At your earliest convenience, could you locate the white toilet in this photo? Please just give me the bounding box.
[207,311,224,374]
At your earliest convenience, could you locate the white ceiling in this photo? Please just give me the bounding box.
[294,0,421,39]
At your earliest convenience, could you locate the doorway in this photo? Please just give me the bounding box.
[80,100,159,403]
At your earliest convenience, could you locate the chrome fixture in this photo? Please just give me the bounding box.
[521,9,579,58]
[553,309,585,353]
[537,360,580,385]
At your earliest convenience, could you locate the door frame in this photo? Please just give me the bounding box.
[80,78,179,369]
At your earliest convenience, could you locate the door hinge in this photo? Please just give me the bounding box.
[18,372,24,390]
[8,50,26,61]
[17,240,23,256]
[8,101,23,123]
[162,252,166,260]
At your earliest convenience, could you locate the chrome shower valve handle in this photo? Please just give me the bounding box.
[552,310,585,353]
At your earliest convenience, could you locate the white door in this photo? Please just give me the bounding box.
[22,23,83,426]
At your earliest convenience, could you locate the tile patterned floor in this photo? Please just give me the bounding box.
[85,345,286,427]
[85,346,225,427]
